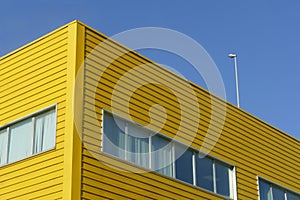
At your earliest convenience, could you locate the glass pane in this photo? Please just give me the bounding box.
[259,179,272,200]
[8,119,32,163]
[127,124,149,168]
[0,129,8,165]
[215,162,230,196]
[34,109,56,153]
[287,191,300,200]
[272,185,285,200]
[103,113,126,159]
[175,144,193,184]
[151,135,173,177]
[196,155,214,192]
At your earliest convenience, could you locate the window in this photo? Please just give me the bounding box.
[196,155,214,191]
[102,111,236,198]
[103,113,150,168]
[0,129,8,165]
[215,161,231,196]
[151,135,174,177]
[8,118,33,163]
[175,144,193,184]
[0,107,56,166]
[259,178,300,200]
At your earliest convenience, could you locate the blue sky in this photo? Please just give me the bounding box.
[1,0,300,140]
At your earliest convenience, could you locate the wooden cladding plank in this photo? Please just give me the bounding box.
[0,149,64,176]
[82,176,158,200]
[1,170,63,195]
[1,69,67,104]
[29,189,63,200]
[1,178,63,199]
[82,185,128,200]
[1,89,67,123]
[2,54,67,92]
[2,161,63,187]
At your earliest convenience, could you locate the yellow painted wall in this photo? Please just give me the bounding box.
[0,25,68,199]
[0,21,84,200]
[81,24,300,200]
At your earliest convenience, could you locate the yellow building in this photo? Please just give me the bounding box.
[0,20,299,200]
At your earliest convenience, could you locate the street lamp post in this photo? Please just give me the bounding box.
[228,53,240,108]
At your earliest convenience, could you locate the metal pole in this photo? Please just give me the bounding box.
[228,54,240,108]
[233,56,240,108]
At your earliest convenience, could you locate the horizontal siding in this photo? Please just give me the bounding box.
[81,27,300,200]
[0,26,68,199]
[83,151,225,200]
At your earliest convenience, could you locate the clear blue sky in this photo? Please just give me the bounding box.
[1,0,300,140]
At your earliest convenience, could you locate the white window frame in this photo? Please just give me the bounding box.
[0,104,57,166]
[101,109,237,199]
[258,176,300,200]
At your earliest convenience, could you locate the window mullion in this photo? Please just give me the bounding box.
[149,135,152,169]
[270,184,273,200]
[172,142,175,178]
[192,152,196,186]
[31,117,35,155]
[229,167,235,199]
[5,127,10,164]
[213,160,217,193]
[124,124,128,161]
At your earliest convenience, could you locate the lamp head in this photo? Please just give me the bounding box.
[228,53,237,58]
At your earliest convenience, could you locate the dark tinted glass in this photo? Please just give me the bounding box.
[287,192,300,200]
[272,186,285,200]
[196,156,213,191]
[215,162,230,196]
[103,113,126,158]
[151,135,173,177]
[175,145,193,184]
[259,179,272,200]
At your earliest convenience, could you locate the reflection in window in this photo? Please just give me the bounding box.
[259,178,300,200]
[34,109,56,153]
[127,124,149,168]
[0,107,57,166]
[175,144,193,184]
[0,130,8,165]
[287,192,300,200]
[152,135,173,177]
[196,156,214,192]
[9,119,32,163]
[103,113,126,158]
[272,186,285,200]
[216,162,230,196]
[259,179,271,200]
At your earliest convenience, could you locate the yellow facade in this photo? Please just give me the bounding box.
[0,20,299,199]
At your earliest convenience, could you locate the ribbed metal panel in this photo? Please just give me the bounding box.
[81,26,300,200]
[0,25,68,199]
